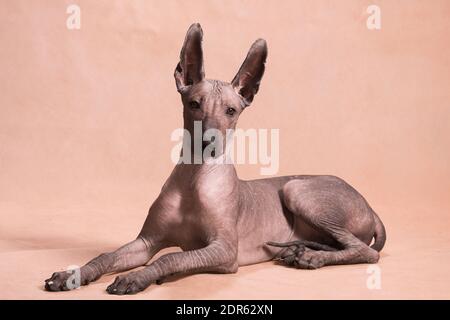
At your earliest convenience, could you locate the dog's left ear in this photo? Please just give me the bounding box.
[231,39,267,106]
[174,23,205,93]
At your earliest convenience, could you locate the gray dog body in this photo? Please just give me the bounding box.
[45,24,386,295]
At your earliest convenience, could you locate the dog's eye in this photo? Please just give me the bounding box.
[226,107,236,116]
[189,101,200,110]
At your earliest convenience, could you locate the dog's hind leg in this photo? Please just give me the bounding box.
[269,178,380,269]
[267,233,378,269]
[266,240,337,265]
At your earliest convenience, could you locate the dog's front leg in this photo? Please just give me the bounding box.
[45,236,160,291]
[106,240,238,295]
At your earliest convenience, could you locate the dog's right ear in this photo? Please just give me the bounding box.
[174,23,205,93]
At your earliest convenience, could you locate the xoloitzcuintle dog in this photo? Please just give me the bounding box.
[45,23,386,295]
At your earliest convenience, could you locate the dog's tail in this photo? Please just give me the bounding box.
[370,210,386,252]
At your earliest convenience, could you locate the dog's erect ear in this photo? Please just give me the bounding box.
[231,39,267,106]
[174,23,205,93]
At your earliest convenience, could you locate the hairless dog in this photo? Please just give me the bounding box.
[45,23,386,295]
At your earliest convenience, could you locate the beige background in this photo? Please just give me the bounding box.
[1,0,449,299]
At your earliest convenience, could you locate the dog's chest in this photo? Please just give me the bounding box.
[156,182,236,248]
[155,188,219,241]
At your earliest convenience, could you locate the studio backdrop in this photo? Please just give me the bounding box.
[1,0,449,299]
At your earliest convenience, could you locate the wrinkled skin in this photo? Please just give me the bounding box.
[45,23,386,295]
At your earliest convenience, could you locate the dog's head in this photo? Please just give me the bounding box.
[174,23,267,144]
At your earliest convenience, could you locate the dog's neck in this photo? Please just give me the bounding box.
[173,146,239,197]
[177,154,237,178]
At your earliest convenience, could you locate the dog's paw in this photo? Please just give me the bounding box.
[293,249,325,270]
[106,273,150,295]
[270,242,306,266]
[44,271,74,291]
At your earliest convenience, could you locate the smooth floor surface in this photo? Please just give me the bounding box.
[1,199,449,300]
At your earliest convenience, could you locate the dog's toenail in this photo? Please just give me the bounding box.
[48,281,53,285]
